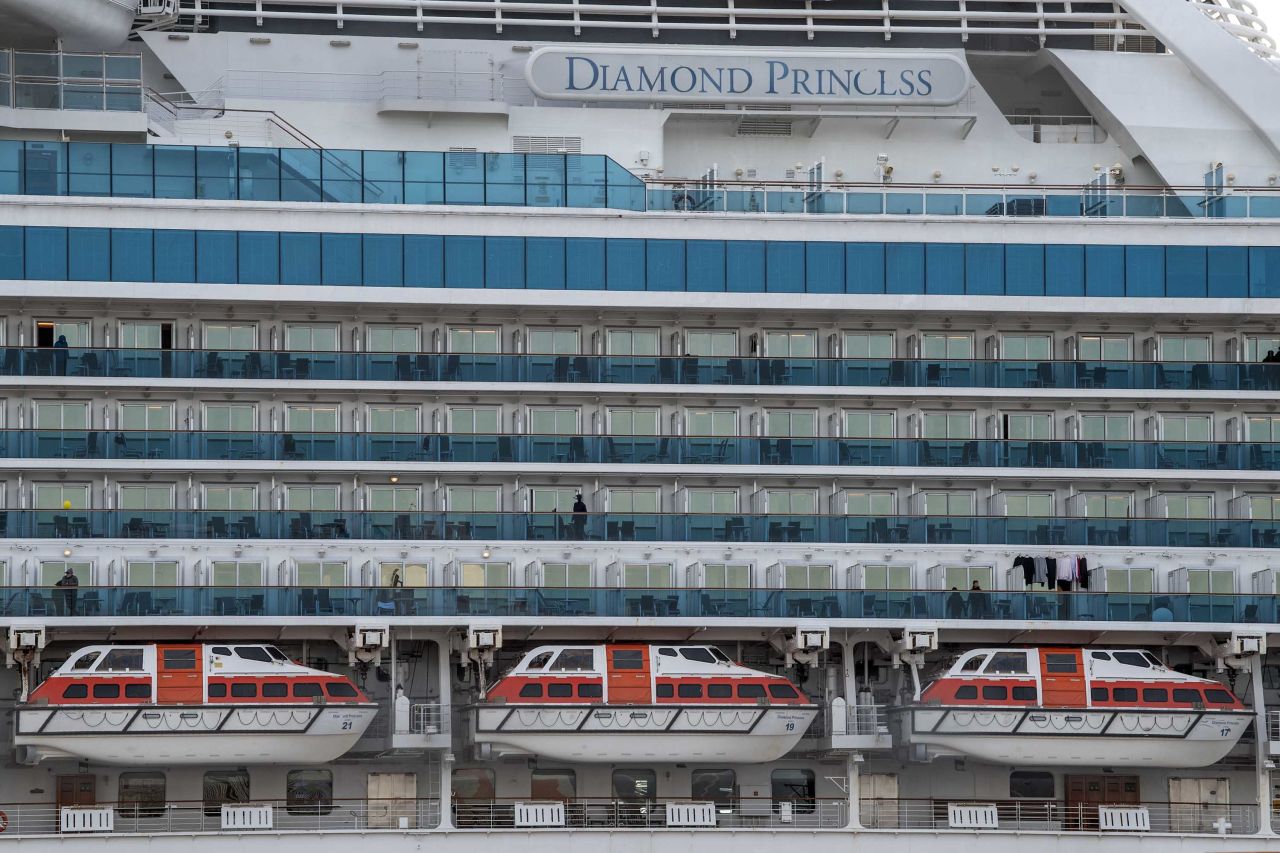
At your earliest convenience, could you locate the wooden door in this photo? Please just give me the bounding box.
[862,773,899,829]
[57,775,96,808]
[156,645,203,704]
[1066,774,1139,830]
[368,772,417,829]
[606,645,651,704]
[1038,648,1086,707]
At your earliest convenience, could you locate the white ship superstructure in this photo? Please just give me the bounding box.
[1,1,1280,851]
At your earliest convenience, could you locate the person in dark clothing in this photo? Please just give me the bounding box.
[946,586,965,619]
[53,334,69,376]
[55,566,79,616]
[571,493,588,539]
[968,580,992,617]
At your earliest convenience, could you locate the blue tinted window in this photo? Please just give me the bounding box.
[0,226,22,279]
[238,232,279,284]
[1124,245,1164,297]
[154,230,195,282]
[846,243,884,293]
[925,243,964,294]
[69,228,109,281]
[1251,247,1280,297]
[322,233,361,285]
[404,235,443,287]
[1207,246,1247,297]
[111,229,153,282]
[527,237,565,289]
[363,235,403,286]
[886,243,924,294]
[485,236,524,288]
[1165,246,1206,297]
[444,235,483,288]
[197,231,237,284]
[566,238,605,290]
[281,233,320,285]
[766,241,804,293]
[965,244,1005,295]
[1045,245,1083,296]
[646,240,685,291]
[606,239,645,290]
[1085,245,1124,297]
[25,227,67,280]
[1005,244,1044,296]
[805,242,843,293]
[726,242,765,293]
[686,241,725,292]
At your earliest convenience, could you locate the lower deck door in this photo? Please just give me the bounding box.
[368,772,417,828]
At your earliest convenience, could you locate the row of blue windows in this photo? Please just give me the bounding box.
[2,226,1279,296]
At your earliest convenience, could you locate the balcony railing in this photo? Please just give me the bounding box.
[859,799,1258,835]
[452,798,847,829]
[0,52,143,114]
[4,347,1280,392]
[3,585,1275,624]
[7,429,1280,472]
[3,511,1280,549]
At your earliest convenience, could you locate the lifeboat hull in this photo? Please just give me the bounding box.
[474,704,818,763]
[903,707,1251,768]
[14,704,379,766]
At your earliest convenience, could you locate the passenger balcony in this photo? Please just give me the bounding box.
[859,798,1258,835]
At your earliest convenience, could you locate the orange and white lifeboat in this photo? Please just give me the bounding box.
[474,644,817,763]
[16,643,378,766]
[905,647,1251,768]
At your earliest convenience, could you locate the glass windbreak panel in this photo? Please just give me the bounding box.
[448,327,500,353]
[1005,413,1052,440]
[285,485,339,511]
[120,322,169,349]
[366,325,420,353]
[1082,493,1132,517]
[1002,334,1052,360]
[1250,495,1280,519]
[922,412,974,439]
[127,560,178,586]
[39,561,91,586]
[119,484,173,510]
[204,323,257,350]
[527,328,581,354]
[767,489,817,513]
[295,561,346,586]
[120,402,174,430]
[368,405,417,433]
[1247,416,1280,442]
[283,324,339,351]
[531,488,578,512]
[608,408,660,435]
[543,562,592,587]
[1188,568,1235,594]
[205,485,256,511]
[1161,415,1211,442]
[765,330,816,357]
[1078,335,1131,361]
[285,405,339,432]
[845,490,895,515]
[205,404,256,432]
[1005,493,1053,517]
[844,332,894,358]
[924,491,975,515]
[211,561,264,586]
[622,562,673,587]
[380,561,429,586]
[689,489,738,513]
[34,482,90,509]
[783,563,832,589]
[766,410,817,437]
[686,409,737,436]
[528,407,579,435]
[1246,336,1280,362]
[608,488,660,513]
[1079,413,1132,440]
[460,561,510,587]
[368,486,420,511]
[447,486,500,512]
[1161,335,1211,362]
[606,328,659,356]
[34,401,89,429]
[863,563,912,590]
[921,333,974,359]
[449,406,500,434]
[703,563,750,588]
[844,411,895,438]
[944,565,994,590]
[1105,567,1153,593]
[1164,494,1213,518]
[686,330,737,357]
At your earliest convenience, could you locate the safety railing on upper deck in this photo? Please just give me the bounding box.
[452,797,847,829]
[860,798,1258,835]
[0,51,143,113]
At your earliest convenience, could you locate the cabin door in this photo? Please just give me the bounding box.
[1038,648,1086,707]
[1065,774,1139,830]
[606,645,652,704]
[368,772,417,829]
[1169,777,1229,833]
[56,775,96,809]
[156,645,203,704]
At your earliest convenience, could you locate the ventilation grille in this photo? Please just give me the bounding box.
[662,102,725,110]
[1094,20,1160,53]
[512,136,583,154]
[736,118,793,137]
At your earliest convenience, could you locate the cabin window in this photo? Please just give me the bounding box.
[1010,771,1054,799]
[262,683,288,698]
[984,653,1029,675]
[208,683,227,698]
[1012,686,1037,701]
[1112,688,1138,702]
[577,683,603,698]
[1173,688,1202,703]
[547,683,573,698]
[1090,651,1112,661]
[211,647,232,657]
[955,685,978,699]
[1142,688,1169,703]
[70,651,101,671]
[1205,689,1234,704]
[769,684,799,699]
[293,682,323,698]
[453,768,496,801]
[708,684,733,699]
[530,770,576,800]
[101,648,145,672]
[771,769,816,814]
[1090,687,1108,701]
[711,648,731,662]
[691,770,737,808]
[286,769,333,816]
[519,683,544,698]
[550,649,595,671]
[203,771,250,816]
[613,769,657,801]
[93,683,121,699]
[611,650,645,670]
[657,684,674,698]
[680,648,717,664]
[1044,654,1078,673]
[62,683,88,699]
[267,647,289,662]
[231,683,257,698]
[235,647,273,663]
[125,684,151,699]
[119,772,166,817]
[1143,652,1163,667]
[959,655,987,673]
[1112,652,1150,668]
[981,685,1008,700]
[738,684,766,699]
[525,651,555,670]
[163,649,197,670]
[678,684,704,698]
[327,682,358,698]
[658,648,677,657]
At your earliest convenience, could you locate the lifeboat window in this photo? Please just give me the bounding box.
[262,683,289,698]
[101,648,145,672]
[326,683,358,698]
[657,684,674,698]
[211,647,232,657]
[208,683,227,698]
[70,651,101,671]
[612,650,645,669]
[1091,687,1108,701]
[547,683,574,698]
[1044,654,1078,673]
[1090,652,1112,661]
[125,684,151,699]
[711,649,731,663]
[955,685,978,699]
[768,684,799,699]
[1173,688,1202,703]
[163,649,197,670]
[293,682,323,698]
[1205,689,1234,704]
[678,683,704,698]
[1142,688,1168,702]
[1111,652,1150,668]
[658,648,678,657]
[708,684,733,699]
[959,654,988,673]
[234,646,273,663]
[738,684,766,699]
[93,683,121,698]
[267,647,289,662]
[62,683,88,699]
[578,683,603,698]
[984,653,1029,674]
[1142,652,1163,668]
[525,651,555,671]
[981,685,1008,700]
[550,649,595,672]
[1012,687,1037,701]
[1009,771,1055,799]
[519,683,544,698]
[231,683,258,698]
[1112,687,1138,702]
[680,648,718,664]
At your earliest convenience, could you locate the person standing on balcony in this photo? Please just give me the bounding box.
[55,566,79,616]
[572,493,588,539]
[53,334,69,376]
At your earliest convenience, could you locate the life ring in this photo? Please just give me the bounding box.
[0,809,9,832]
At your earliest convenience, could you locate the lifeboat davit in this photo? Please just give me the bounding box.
[16,644,378,765]
[473,644,817,763]
[903,647,1252,768]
